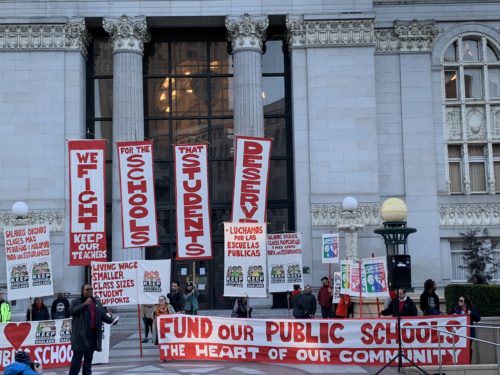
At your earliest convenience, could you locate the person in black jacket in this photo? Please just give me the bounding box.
[379,288,418,317]
[26,297,50,321]
[68,284,117,375]
[51,292,70,319]
[293,285,317,319]
[167,281,185,313]
[419,279,441,315]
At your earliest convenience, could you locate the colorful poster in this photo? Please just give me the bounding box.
[3,224,53,300]
[157,315,470,366]
[321,233,340,264]
[174,144,212,259]
[349,260,362,297]
[362,257,390,298]
[340,260,351,295]
[267,233,303,293]
[224,222,267,298]
[0,319,110,371]
[332,271,341,304]
[117,141,158,248]
[232,136,272,223]
[68,140,107,266]
[91,259,171,306]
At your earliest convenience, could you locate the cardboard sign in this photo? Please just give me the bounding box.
[267,233,303,293]
[321,234,340,264]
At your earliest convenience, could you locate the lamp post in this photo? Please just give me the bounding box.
[337,197,365,259]
[12,201,30,225]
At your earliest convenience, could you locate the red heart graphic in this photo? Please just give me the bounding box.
[4,323,31,350]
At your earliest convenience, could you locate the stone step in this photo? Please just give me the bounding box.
[406,364,499,375]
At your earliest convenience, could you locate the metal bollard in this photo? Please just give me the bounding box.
[438,333,443,375]
[452,327,457,365]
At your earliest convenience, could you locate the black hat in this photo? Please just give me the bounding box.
[15,350,31,366]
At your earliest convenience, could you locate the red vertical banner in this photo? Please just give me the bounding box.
[232,136,272,223]
[174,144,212,259]
[68,140,107,266]
[117,141,158,248]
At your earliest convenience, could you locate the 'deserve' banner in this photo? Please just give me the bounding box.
[158,315,470,366]
[0,319,110,371]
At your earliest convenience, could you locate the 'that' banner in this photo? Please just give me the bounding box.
[68,140,107,266]
[224,222,267,298]
[174,144,212,259]
[117,141,158,248]
[267,232,303,293]
[321,233,340,264]
[232,136,272,223]
[3,224,53,300]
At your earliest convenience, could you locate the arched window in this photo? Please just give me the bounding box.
[443,34,500,194]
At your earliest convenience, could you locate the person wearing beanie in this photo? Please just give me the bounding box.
[26,297,50,321]
[4,350,43,374]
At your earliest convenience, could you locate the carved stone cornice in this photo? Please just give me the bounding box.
[103,15,150,55]
[312,203,381,227]
[375,20,439,54]
[0,210,64,233]
[226,14,269,53]
[0,19,90,55]
[286,15,375,49]
[439,204,500,227]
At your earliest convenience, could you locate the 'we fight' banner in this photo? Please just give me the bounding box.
[3,224,53,300]
[68,140,107,266]
[267,232,303,293]
[0,319,110,371]
[224,222,267,298]
[232,136,271,223]
[117,141,158,248]
[174,144,212,259]
[158,315,470,366]
[91,259,171,306]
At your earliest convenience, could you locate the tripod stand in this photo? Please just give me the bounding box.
[375,308,428,375]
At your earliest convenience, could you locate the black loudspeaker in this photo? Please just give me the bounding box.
[387,255,412,289]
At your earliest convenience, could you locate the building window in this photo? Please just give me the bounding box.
[450,240,500,281]
[443,34,500,194]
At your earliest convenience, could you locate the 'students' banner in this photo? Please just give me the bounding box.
[117,141,158,248]
[3,224,53,300]
[174,144,212,259]
[68,140,107,266]
[224,222,267,298]
[267,232,303,293]
[0,319,110,371]
[232,136,272,223]
[157,315,470,366]
[91,260,171,306]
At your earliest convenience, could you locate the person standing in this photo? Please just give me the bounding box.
[0,290,11,322]
[419,279,441,315]
[51,292,70,319]
[451,295,481,338]
[379,288,418,317]
[293,285,316,319]
[167,281,185,313]
[27,297,50,321]
[68,284,117,375]
[183,281,199,315]
[318,276,333,318]
[4,350,43,374]
[232,296,252,318]
[153,296,174,345]
[141,304,154,343]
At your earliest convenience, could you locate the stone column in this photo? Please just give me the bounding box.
[226,14,269,137]
[337,210,365,259]
[103,15,150,261]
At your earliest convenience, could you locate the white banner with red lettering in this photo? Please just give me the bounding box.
[174,144,212,259]
[0,319,110,371]
[117,141,158,248]
[3,224,53,300]
[68,140,107,266]
[232,136,272,223]
[158,315,470,366]
[91,260,171,306]
[224,222,267,298]
[267,233,303,293]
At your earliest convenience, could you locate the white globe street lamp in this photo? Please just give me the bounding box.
[12,201,29,218]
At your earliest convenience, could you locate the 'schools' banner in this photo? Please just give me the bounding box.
[0,319,110,371]
[267,232,303,293]
[232,136,272,223]
[68,140,107,266]
[91,260,171,306]
[174,144,212,259]
[117,141,158,248]
[224,222,267,298]
[3,224,53,300]
[157,315,470,366]
[321,233,340,264]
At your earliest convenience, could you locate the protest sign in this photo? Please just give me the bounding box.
[362,257,390,298]
[3,224,53,300]
[267,233,303,293]
[117,141,158,248]
[68,140,107,266]
[174,144,212,259]
[332,272,341,304]
[340,260,351,295]
[232,136,271,223]
[157,315,469,366]
[321,234,339,264]
[224,222,267,298]
[349,260,362,297]
[0,319,110,371]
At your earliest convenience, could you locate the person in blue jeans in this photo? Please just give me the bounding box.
[4,350,43,374]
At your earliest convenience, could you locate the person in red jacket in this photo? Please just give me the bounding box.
[318,277,333,318]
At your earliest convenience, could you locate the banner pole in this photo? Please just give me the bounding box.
[137,304,143,358]
[372,252,381,314]
[358,260,363,318]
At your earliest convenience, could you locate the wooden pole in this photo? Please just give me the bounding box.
[137,305,143,358]
[358,260,363,318]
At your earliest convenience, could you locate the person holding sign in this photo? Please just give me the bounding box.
[183,281,199,315]
[167,281,185,313]
[318,277,333,318]
[26,297,49,321]
[232,296,252,318]
[0,290,11,322]
[154,296,175,345]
